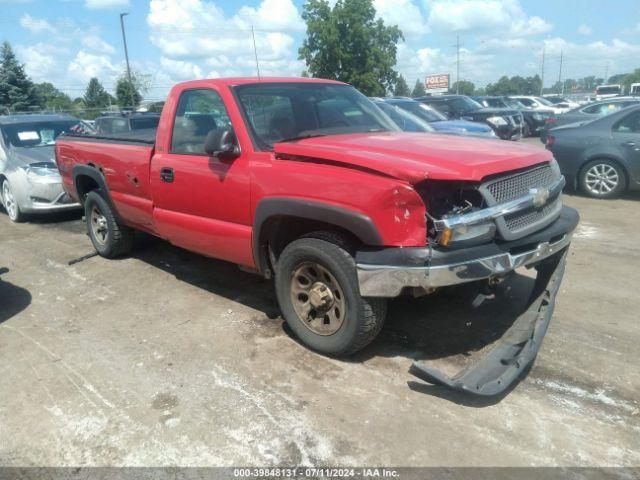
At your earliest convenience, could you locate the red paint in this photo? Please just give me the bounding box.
[56,77,555,267]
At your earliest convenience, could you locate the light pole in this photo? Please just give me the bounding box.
[120,12,132,84]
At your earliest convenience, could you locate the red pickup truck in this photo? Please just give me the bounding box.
[56,77,578,396]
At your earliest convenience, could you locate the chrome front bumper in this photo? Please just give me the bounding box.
[357,232,573,297]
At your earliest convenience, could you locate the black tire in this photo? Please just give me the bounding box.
[523,121,532,137]
[579,159,627,199]
[275,234,387,356]
[84,190,134,258]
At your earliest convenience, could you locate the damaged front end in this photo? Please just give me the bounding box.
[356,160,578,397]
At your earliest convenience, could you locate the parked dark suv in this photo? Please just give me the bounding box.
[415,95,523,140]
[94,113,160,136]
[474,96,554,137]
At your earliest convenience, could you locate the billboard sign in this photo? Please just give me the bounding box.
[425,74,450,93]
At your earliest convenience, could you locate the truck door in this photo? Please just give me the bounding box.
[150,87,253,267]
[611,110,640,182]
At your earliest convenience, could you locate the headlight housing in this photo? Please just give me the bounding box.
[20,163,60,181]
[486,116,508,126]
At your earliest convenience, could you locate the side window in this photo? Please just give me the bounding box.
[110,118,129,134]
[613,112,640,134]
[171,89,231,155]
[430,102,450,116]
[518,98,534,107]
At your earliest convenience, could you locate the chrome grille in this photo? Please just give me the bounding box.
[486,163,556,204]
[479,162,562,241]
[505,197,560,233]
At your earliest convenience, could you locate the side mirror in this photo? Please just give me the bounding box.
[204,127,240,159]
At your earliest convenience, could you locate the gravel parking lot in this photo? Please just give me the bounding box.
[1,138,639,467]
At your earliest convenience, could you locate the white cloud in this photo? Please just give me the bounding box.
[425,0,551,37]
[68,51,120,83]
[84,0,130,9]
[374,0,428,39]
[15,43,65,81]
[578,24,593,36]
[81,35,116,55]
[233,0,304,32]
[20,14,57,35]
[147,0,303,80]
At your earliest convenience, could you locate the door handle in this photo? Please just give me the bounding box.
[160,167,174,183]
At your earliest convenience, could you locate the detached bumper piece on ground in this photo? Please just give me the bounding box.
[410,248,567,396]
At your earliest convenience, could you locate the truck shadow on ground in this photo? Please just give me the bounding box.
[0,267,32,325]
[128,234,538,405]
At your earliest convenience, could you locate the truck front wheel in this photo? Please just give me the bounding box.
[84,190,134,258]
[275,235,387,356]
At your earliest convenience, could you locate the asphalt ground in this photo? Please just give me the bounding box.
[0,136,638,468]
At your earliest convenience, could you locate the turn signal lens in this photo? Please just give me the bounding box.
[440,228,453,246]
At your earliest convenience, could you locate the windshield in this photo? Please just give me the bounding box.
[596,86,621,95]
[449,96,483,113]
[503,98,527,109]
[375,102,434,132]
[536,97,555,107]
[394,101,447,122]
[130,116,160,130]
[234,83,399,149]
[1,120,79,148]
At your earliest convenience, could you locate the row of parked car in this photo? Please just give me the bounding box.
[1,87,639,224]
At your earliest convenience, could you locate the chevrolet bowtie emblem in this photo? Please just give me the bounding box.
[530,187,550,208]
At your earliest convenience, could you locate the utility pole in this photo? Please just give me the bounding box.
[540,45,545,96]
[558,50,563,95]
[455,34,460,94]
[251,25,261,80]
[120,12,132,84]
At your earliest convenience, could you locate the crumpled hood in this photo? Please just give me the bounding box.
[274,131,552,184]
[9,146,56,167]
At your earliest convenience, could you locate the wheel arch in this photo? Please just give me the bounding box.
[72,165,125,223]
[253,198,384,276]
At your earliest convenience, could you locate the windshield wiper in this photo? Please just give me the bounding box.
[277,133,327,143]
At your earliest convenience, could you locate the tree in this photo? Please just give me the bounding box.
[115,78,142,109]
[83,77,111,110]
[622,68,640,92]
[486,75,541,96]
[411,79,426,97]
[450,80,475,96]
[299,0,404,96]
[33,82,73,112]
[393,74,410,96]
[0,41,39,113]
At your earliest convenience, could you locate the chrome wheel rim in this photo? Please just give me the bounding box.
[2,181,18,221]
[585,164,619,195]
[290,262,346,336]
[90,206,109,245]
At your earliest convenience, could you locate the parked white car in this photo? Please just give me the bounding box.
[508,96,569,114]
[595,84,623,101]
[542,95,581,110]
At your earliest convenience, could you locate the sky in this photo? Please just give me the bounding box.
[1,0,639,100]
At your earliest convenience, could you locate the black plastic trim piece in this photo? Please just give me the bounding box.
[409,248,568,396]
[253,197,383,273]
[72,165,124,223]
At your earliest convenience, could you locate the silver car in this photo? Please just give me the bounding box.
[0,114,81,222]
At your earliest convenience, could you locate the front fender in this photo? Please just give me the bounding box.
[252,197,384,274]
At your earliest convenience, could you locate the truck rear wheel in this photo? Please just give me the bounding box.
[84,190,134,258]
[275,234,387,356]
